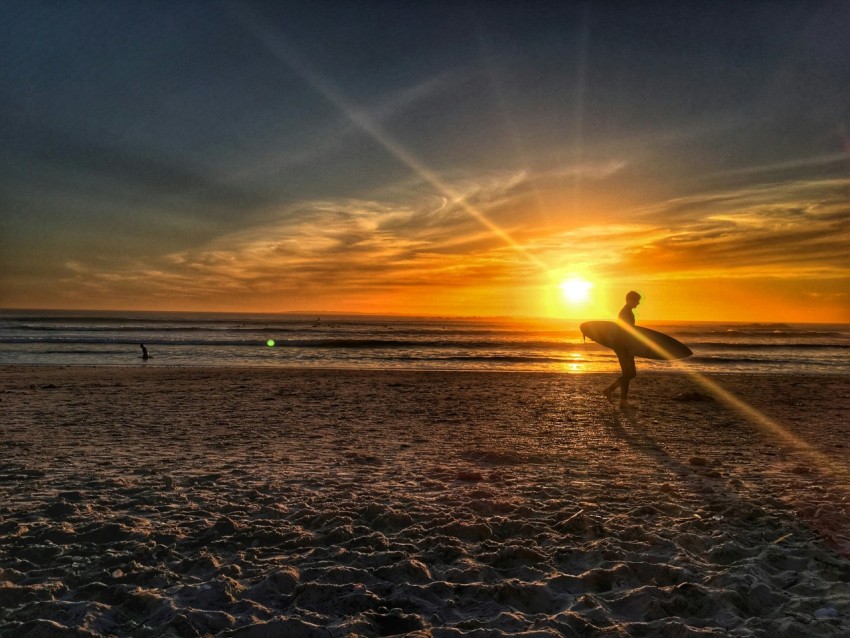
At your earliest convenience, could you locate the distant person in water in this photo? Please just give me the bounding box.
[140,344,149,361]
[603,291,641,407]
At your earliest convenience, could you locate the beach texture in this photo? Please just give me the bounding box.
[1,366,849,637]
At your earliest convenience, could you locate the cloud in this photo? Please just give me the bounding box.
[612,178,849,280]
[36,168,850,313]
[548,160,629,181]
[514,174,849,291]
[55,170,539,306]
[2,117,276,224]
[705,152,849,180]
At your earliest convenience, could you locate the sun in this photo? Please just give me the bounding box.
[560,277,593,303]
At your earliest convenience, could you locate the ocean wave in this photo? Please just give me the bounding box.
[690,356,772,364]
[2,324,584,341]
[2,337,264,347]
[417,355,582,364]
[670,330,845,339]
[43,349,115,355]
[8,324,304,333]
[0,336,590,350]
[11,324,165,332]
[4,335,849,354]
[690,355,846,367]
[690,342,850,350]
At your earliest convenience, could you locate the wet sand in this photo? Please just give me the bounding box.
[1,366,849,637]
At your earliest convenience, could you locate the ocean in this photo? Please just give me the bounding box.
[0,310,847,375]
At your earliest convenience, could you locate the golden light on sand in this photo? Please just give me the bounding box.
[560,277,594,304]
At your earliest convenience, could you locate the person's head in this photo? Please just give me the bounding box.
[625,290,641,308]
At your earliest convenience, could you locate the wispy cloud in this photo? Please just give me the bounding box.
[56,171,538,307]
[54,169,849,312]
[544,179,850,279]
[705,152,849,180]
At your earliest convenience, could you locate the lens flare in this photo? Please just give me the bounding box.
[618,321,849,480]
[233,9,549,273]
[266,339,275,347]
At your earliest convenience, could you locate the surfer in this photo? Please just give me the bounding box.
[140,344,149,361]
[603,291,641,407]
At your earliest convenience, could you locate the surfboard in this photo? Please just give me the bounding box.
[580,321,692,360]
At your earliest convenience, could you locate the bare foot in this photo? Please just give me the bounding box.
[619,401,637,410]
[603,388,614,402]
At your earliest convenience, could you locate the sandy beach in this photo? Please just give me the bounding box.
[1,366,848,637]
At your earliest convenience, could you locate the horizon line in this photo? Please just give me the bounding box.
[0,307,846,326]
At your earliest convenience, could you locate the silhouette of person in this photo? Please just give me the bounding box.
[140,344,149,361]
[603,291,641,407]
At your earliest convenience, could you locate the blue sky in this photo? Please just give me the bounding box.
[1,1,848,319]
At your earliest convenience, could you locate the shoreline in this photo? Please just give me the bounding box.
[2,362,846,376]
[2,366,849,636]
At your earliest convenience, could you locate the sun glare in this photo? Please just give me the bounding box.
[560,277,593,303]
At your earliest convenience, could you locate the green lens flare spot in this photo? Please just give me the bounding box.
[266,339,275,347]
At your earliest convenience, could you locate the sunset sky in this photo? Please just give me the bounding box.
[1,1,848,321]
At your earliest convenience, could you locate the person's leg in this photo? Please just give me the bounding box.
[606,349,629,401]
[603,377,620,400]
[619,355,636,406]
